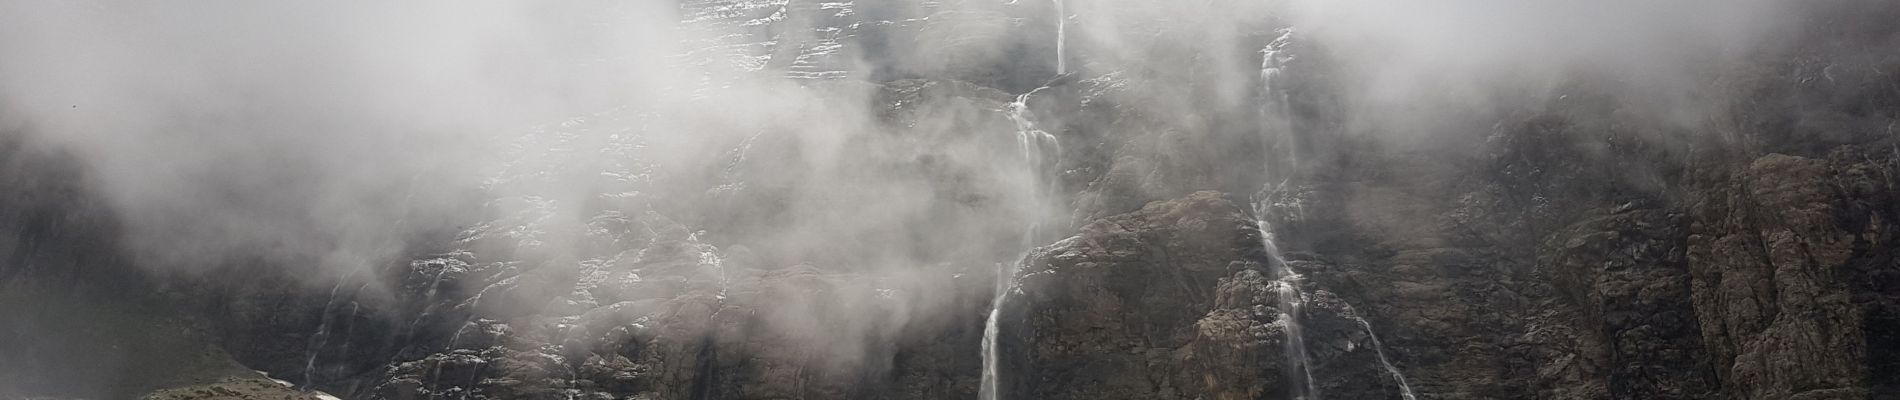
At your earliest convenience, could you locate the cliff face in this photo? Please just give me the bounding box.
[3,1,1899,400]
[993,191,1408,400]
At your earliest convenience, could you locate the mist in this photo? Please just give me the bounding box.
[0,0,1793,274]
[0,0,1865,398]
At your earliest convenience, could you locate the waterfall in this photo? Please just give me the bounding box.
[1258,26,1417,400]
[431,276,501,398]
[1260,27,1297,166]
[978,296,1007,400]
[1054,0,1066,74]
[1353,315,1419,400]
[1252,197,1320,400]
[403,260,456,344]
[302,276,351,390]
[1006,90,1061,179]
[1255,26,1320,400]
[1008,0,1067,74]
[981,86,1062,400]
[1260,28,1294,95]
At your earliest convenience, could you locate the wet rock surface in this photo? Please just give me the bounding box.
[3,1,1899,400]
[996,192,1405,400]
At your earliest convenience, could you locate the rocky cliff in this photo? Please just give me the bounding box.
[3,1,1899,399]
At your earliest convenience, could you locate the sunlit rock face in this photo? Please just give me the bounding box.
[3,0,1900,400]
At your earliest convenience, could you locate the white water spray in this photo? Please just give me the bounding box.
[978,292,1007,400]
[980,86,1062,400]
[1252,196,1320,400]
[1254,25,1318,400]
[1257,26,1416,399]
[1260,27,1298,166]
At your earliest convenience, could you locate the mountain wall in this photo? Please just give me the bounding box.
[2,1,1898,399]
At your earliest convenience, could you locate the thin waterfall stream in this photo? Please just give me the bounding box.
[980,84,1063,400]
[1356,315,1420,400]
[302,277,349,390]
[1258,26,1416,400]
[1252,190,1320,400]
[1255,26,1319,400]
[1054,0,1066,74]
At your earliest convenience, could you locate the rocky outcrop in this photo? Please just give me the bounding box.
[1686,151,1888,399]
[363,258,988,400]
[1537,207,1713,399]
[996,191,1411,399]
[142,377,318,400]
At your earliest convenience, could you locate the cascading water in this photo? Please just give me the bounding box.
[978,283,1008,400]
[1003,0,1066,74]
[1054,0,1066,74]
[431,274,505,398]
[980,86,1062,400]
[1253,26,1319,400]
[1259,27,1297,167]
[1354,315,1419,400]
[1257,26,1417,400]
[1252,196,1320,400]
[404,257,459,344]
[302,272,356,391]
